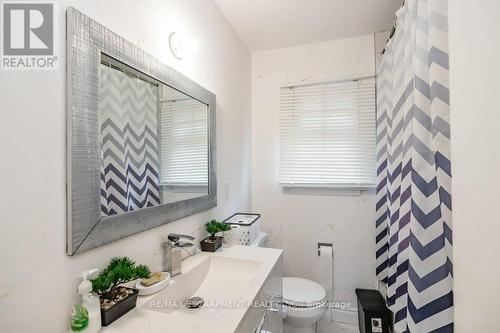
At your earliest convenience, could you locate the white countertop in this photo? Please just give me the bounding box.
[100,245,282,333]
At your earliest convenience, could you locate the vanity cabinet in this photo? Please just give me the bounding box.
[236,255,283,333]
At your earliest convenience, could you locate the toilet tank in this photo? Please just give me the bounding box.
[251,231,269,247]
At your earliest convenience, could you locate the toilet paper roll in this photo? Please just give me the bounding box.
[318,245,333,302]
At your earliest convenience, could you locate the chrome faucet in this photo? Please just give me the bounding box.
[162,233,195,276]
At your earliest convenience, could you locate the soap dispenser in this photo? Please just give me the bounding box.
[71,269,101,333]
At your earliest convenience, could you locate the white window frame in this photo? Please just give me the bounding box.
[158,98,209,188]
[278,76,376,189]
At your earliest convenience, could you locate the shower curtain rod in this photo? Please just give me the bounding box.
[381,1,406,54]
[101,54,159,87]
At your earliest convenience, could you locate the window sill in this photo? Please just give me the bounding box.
[161,184,208,193]
[280,184,375,196]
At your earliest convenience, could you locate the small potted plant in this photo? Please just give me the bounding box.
[200,220,231,252]
[91,257,151,326]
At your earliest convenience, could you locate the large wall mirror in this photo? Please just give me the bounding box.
[67,8,216,255]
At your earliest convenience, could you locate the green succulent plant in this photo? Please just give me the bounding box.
[91,257,151,301]
[205,220,231,240]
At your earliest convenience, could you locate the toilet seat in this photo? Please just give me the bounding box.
[282,277,326,308]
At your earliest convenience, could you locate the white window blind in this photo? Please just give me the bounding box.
[159,99,208,186]
[279,77,376,188]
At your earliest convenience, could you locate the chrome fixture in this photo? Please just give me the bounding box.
[168,233,195,247]
[162,233,195,276]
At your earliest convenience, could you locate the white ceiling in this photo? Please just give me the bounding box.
[214,0,401,51]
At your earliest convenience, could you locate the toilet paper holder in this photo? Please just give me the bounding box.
[317,242,333,257]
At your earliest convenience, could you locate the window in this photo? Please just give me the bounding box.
[159,98,208,186]
[279,77,376,188]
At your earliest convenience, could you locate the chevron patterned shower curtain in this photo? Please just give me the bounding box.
[375,0,453,332]
[99,64,161,216]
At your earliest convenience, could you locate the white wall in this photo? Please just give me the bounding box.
[0,0,251,332]
[449,0,500,331]
[251,34,379,321]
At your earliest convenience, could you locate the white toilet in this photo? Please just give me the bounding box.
[251,231,327,333]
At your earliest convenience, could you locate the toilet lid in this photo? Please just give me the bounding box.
[282,277,326,307]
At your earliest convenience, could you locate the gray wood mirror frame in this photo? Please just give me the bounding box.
[66,8,217,255]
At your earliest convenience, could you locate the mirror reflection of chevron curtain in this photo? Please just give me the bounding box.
[375,0,453,332]
[98,64,161,217]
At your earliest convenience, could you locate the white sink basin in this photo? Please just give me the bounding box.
[100,246,282,333]
[145,256,262,314]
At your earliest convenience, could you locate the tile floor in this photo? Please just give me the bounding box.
[314,308,359,333]
[317,315,359,333]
